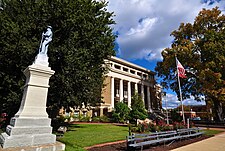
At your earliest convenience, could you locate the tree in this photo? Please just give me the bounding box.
[112,102,130,123]
[130,93,148,123]
[170,109,182,122]
[155,7,225,121]
[0,0,115,118]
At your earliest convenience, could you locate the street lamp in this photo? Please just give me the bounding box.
[162,92,169,125]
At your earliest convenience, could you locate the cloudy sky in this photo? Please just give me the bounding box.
[106,0,225,108]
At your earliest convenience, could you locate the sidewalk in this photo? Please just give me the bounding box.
[171,130,225,151]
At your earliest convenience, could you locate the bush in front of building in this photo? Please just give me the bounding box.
[80,116,91,122]
[172,121,185,130]
[129,120,174,133]
[92,115,110,123]
[92,116,101,122]
[129,122,159,133]
[99,115,110,122]
[129,93,148,124]
[157,120,172,131]
[170,109,182,122]
[112,102,130,123]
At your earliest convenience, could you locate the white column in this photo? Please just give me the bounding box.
[147,86,152,112]
[120,79,123,102]
[111,77,114,108]
[128,81,131,107]
[141,84,144,101]
[135,83,138,93]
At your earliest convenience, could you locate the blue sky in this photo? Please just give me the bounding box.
[105,0,225,108]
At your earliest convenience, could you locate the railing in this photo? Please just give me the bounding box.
[192,120,225,128]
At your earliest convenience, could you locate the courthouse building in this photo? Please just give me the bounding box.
[64,56,162,118]
[96,56,162,116]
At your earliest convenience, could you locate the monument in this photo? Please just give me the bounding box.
[0,26,65,150]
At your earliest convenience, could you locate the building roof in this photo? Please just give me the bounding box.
[109,56,156,75]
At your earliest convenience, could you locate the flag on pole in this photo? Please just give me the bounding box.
[176,58,187,78]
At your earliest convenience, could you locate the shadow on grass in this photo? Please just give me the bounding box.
[65,124,87,132]
[122,129,129,132]
[113,123,128,127]
[69,124,86,128]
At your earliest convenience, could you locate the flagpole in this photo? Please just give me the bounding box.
[175,56,186,125]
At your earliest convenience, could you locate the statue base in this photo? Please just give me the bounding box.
[33,53,49,66]
[0,57,65,150]
[0,141,65,151]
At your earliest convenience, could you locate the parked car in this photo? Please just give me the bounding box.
[191,117,201,121]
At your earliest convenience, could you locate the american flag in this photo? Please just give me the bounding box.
[176,58,187,78]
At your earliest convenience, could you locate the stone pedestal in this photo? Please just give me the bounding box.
[0,54,65,150]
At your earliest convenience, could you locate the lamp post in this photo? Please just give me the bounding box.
[162,92,169,125]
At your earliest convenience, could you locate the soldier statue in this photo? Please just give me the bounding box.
[39,26,53,55]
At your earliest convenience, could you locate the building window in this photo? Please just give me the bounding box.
[123,67,128,72]
[143,74,147,79]
[130,70,136,74]
[124,91,128,98]
[116,89,119,97]
[137,72,142,77]
[149,74,154,79]
[114,79,120,98]
[114,64,121,70]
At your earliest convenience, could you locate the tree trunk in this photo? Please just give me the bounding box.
[214,101,223,121]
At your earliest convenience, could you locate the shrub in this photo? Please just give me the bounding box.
[130,127,139,133]
[100,115,110,123]
[170,109,182,122]
[173,122,185,130]
[91,116,110,123]
[130,93,148,123]
[0,113,7,129]
[63,115,71,122]
[92,116,100,122]
[157,120,172,131]
[80,116,91,122]
[112,102,130,123]
[189,121,194,128]
[130,120,173,133]
[148,123,158,132]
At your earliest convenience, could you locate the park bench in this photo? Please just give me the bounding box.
[176,127,204,139]
[127,130,178,151]
[127,128,204,151]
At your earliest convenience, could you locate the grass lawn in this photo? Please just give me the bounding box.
[202,129,225,136]
[58,123,129,151]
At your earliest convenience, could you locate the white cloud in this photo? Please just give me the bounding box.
[127,17,158,36]
[162,93,206,109]
[107,0,225,61]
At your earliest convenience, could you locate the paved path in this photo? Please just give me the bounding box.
[171,130,225,151]
[84,140,126,150]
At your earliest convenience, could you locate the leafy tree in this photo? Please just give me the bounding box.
[155,7,225,121]
[112,102,130,123]
[0,0,115,118]
[170,109,182,122]
[130,93,148,123]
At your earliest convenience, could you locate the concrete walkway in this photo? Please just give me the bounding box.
[171,130,225,151]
